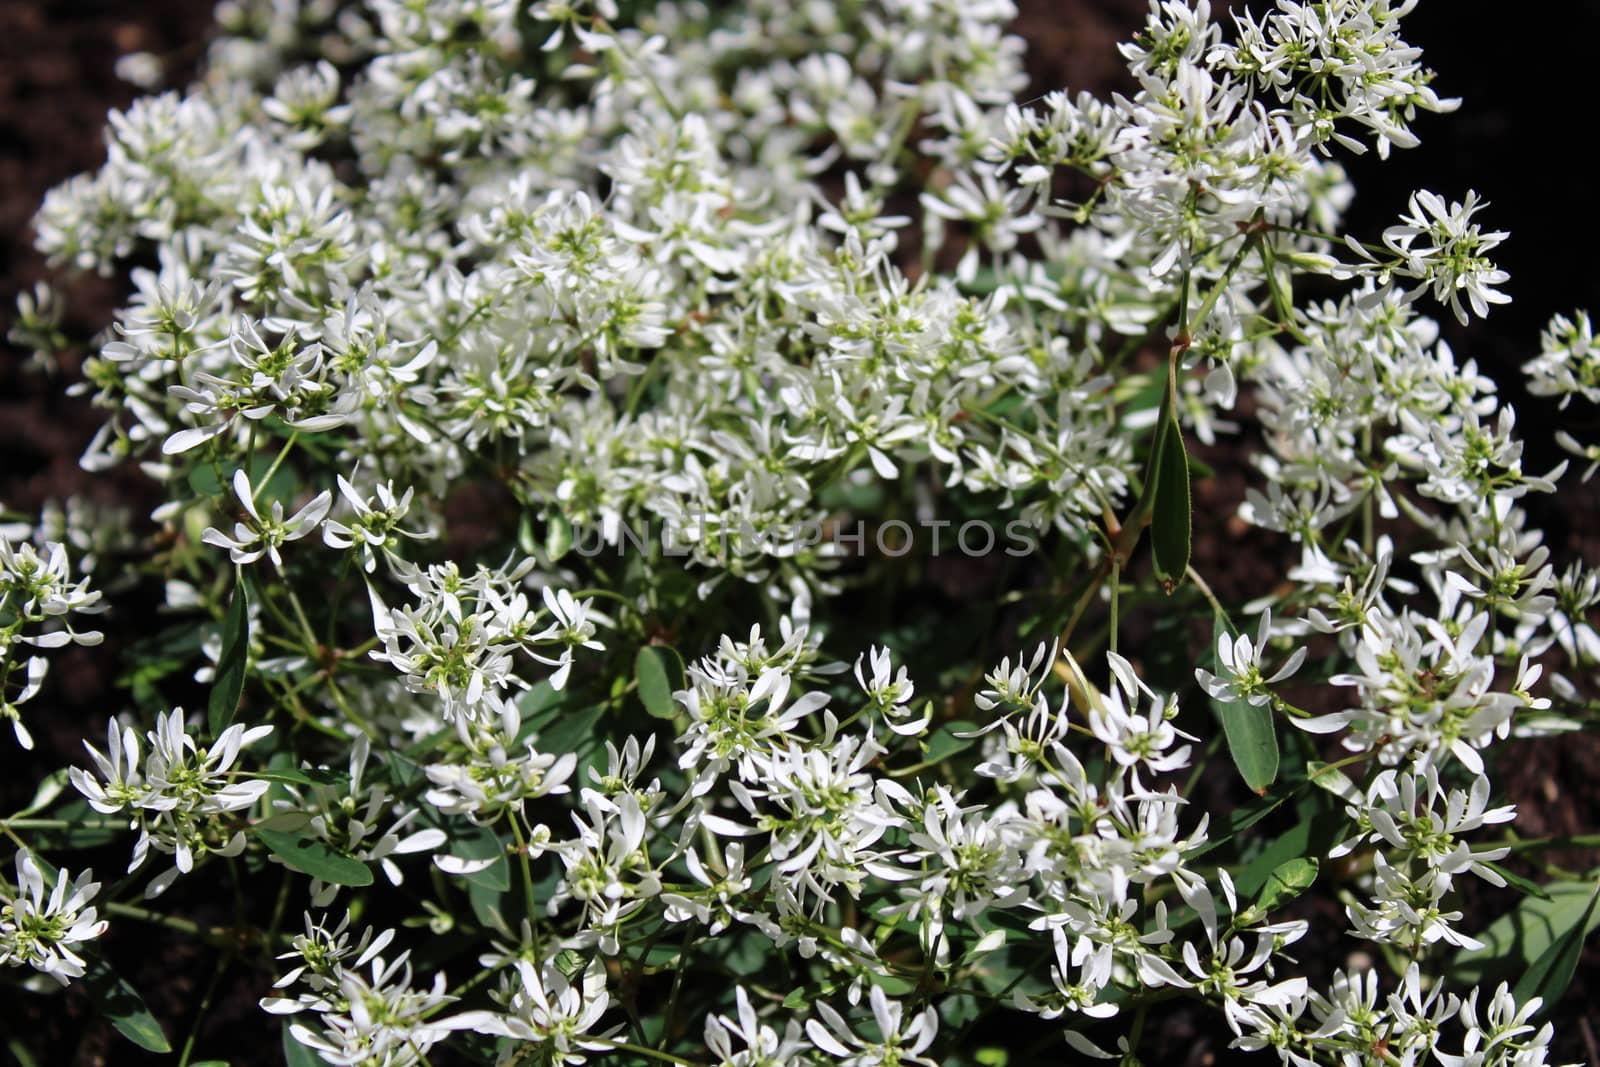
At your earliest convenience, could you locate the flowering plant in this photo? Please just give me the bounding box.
[4,0,1599,1064]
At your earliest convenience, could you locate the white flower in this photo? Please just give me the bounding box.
[1367,189,1510,324]
[321,471,434,572]
[1195,610,1306,708]
[462,957,617,1059]
[71,709,272,896]
[1525,309,1600,407]
[424,719,577,819]
[892,787,1028,947]
[853,646,927,736]
[286,943,483,1064]
[268,736,447,906]
[263,914,395,1006]
[0,850,108,986]
[1014,926,1118,1022]
[1089,652,1195,774]
[201,469,332,568]
[805,987,940,1067]
[69,718,147,813]
[705,986,808,1067]
[1333,766,1514,889]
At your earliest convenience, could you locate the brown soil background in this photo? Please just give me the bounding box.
[2,1,1599,1064]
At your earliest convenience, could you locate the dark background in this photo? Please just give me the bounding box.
[2,1,1599,1063]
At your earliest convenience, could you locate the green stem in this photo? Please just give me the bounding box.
[1186,565,1227,620]
[324,551,355,649]
[0,818,123,831]
[658,926,695,1050]
[252,431,300,504]
[1187,227,1261,328]
[1502,833,1600,853]
[1109,560,1121,656]
[106,901,242,949]
[588,1039,700,1066]
[177,951,229,1067]
[507,813,544,961]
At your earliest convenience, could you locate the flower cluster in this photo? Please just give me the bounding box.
[70,710,272,897]
[0,520,105,749]
[0,850,107,986]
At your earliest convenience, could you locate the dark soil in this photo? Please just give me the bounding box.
[2,1,1599,1064]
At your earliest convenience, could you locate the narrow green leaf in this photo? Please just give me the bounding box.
[256,828,374,886]
[1305,759,1361,805]
[925,720,978,762]
[635,645,685,720]
[6,1036,41,1067]
[1149,412,1191,592]
[84,958,171,1053]
[1512,882,1600,1016]
[468,875,508,930]
[1481,861,1553,901]
[188,453,298,501]
[207,576,250,737]
[251,767,347,789]
[546,514,574,562]
[24,797,120,850]
[1211,614,1279,794]
[1218,694,1279,795]
[11,768,69,818]
[514,680,566,743]
[539,703,605,757]
[1254,857,1319,913]
[1450,879,1600,988]
[1189,782,1299,859]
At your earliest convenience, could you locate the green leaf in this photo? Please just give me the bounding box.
[538,703,605,757]
[925,720,978,763]
[1254,857,1319,913]
[1232,809,1345,901]
[6,1037,41,1067]
[448,824,511,893]
[783,982,835,1010]
[546,514,574,562]
[467,875,508,930]
[1451,879,1600,988]
[516,511,538,557]
[1481,861,1553,901]
[1211,614,1278,794]
[635,644,685,720]
[1149,412,1191,592]
[1305,759,1361,806]
[207,576,250,737]
[256,829,374,886]
[960,265,1003,295]
[189,451,299,501]
[514,680,566,743]
[11,768,69,818]
[251,767,348,789]
[1189,782,1298,859]
[283,1021,321,1067]
[1513,881,1600,1017]
[84,958,170,1053]
[25,797,120,849]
